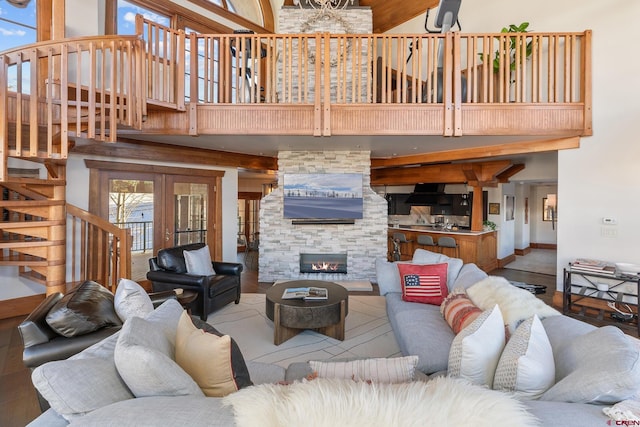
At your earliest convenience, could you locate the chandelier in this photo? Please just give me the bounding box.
[293,0,355,12]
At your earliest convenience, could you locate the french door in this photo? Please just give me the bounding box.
[89,162,224,279]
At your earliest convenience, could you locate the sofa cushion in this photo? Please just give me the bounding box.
[452,263,488,290]
[412,249,464,290]
[175,312,240,397]
[542,326,640,404]
[45,281,122,338]
[398,263,448,305]
[32,357,134,421]
[440,289,483,334]
[66,396,236,427]
[467,276,560,334]
[184,245,216,276]
[114,316,203,398]
[493,315,555,399]
[114,279,154,322]
[385,292,454,374]
[448,305,505,387]
[309,356,419,383]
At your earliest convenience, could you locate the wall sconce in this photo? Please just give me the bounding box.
[262,183,276,197]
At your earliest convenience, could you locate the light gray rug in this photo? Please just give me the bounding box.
[207,294,401,368]
[505,249,557,276]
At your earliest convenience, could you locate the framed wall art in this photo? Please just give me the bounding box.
[488,203,500,215]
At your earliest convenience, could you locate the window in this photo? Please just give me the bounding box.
[0,0,37,52]
[116,0,170,35]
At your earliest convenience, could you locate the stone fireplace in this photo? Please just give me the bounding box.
[258,151,388,283]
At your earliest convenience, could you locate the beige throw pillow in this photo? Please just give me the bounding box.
[175,311,238,397]
[309,356,419,383]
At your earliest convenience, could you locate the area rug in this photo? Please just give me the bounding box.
[504,249,557,276]
[273,279,373,292]
[222,376,539,427]
[206,294,400,367]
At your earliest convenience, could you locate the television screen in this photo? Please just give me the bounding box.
[283,173,363,220]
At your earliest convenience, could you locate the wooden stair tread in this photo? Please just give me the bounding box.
[0,254,47,266]
[3,177,66,185]
[0,220,66,229]
[0,240,61,249]
[0,200,65,207]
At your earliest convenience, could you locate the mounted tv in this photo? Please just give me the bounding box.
[283,173,363,224]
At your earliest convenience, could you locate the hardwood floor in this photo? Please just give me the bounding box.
[0,253,623,426]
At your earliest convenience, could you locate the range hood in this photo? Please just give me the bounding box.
[404,183,449,206]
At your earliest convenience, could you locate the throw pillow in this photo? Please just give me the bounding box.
[542,326,640,404]
[31,358,134,421]
[184,245,215,276]
[175,312,240,397]
[448,305,506,388]
[308,356,419,383]
[397,263,448,305]
[412,249,464,291]
[466,276,560,333]
[114,278,154,322]
[114,316,203,398]
[440,289,483,334]
[45,280,122,337]
[493,315,555,399]
[374,258,402,296]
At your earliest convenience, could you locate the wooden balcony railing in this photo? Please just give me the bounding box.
[1,17,592,174]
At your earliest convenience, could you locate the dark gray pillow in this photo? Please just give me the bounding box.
[46,281,122,337]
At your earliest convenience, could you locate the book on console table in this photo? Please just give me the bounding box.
[282,287,328,300]
[571,259,616,275]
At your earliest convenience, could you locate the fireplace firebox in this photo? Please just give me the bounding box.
[300,253,348,274]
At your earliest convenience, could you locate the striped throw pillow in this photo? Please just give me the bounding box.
[440,290,483,334]
[397,263,448,305]
[309,356,419,383]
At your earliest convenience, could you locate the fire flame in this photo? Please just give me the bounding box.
[311,261,340,271]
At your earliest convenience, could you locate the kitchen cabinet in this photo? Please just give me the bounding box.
[386,194,412,215]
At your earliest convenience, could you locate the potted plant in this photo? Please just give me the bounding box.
[483,220,497,231]
[488,22,533,74]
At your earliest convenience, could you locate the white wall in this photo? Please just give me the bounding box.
[394,0,640,291]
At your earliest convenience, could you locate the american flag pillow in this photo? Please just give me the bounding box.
[398,263,448,305]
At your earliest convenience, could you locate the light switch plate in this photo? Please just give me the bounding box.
[602,217,618,225]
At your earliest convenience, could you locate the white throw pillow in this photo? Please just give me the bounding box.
[493,315,555,399]
[448,305,506,388]
[114,278,154,322]
[412,249,464,290]
[183,245,215,276]
[309,356,419,383]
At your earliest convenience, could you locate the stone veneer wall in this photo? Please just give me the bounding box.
[278,7,372,102]
[259,151,388,283]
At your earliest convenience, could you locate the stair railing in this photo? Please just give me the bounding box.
[66,204,132,293]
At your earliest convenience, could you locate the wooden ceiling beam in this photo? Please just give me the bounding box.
[71,139,278,171]
[371,136,580,168]
[497,164,526,183]
[371,159,514,186]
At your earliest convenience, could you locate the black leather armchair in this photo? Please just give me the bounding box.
[147,243,243,321]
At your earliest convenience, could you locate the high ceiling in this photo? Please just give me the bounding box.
[282,0,439,33]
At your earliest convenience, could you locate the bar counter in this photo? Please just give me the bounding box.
[388,226,498,272]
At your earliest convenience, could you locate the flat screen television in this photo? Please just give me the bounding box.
[283,173,363,221]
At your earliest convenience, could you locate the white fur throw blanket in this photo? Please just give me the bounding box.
[466,276,560,333]
[222,377,539,427]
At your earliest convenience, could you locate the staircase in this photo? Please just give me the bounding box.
[0,35,146,295]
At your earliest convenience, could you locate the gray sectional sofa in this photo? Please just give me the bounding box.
[378,248,640,427]
[25,251,640,426]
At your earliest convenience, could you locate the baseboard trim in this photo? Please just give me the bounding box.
[0,293,45,320]
[515,247,532,256]
[531,243,558,250]
[498,254,517,268]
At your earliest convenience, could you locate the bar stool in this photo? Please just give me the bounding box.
[416,235,438,252]
[437,236,459,258]
[391,232,412,261]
